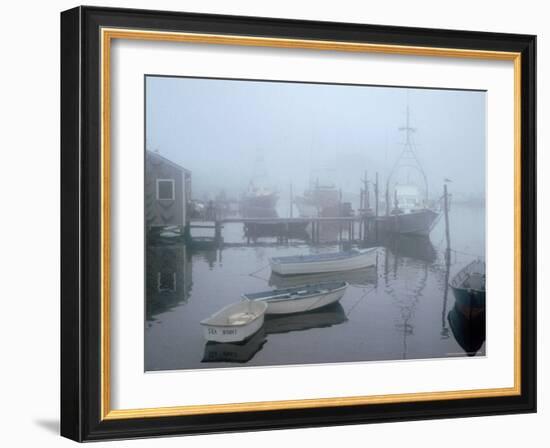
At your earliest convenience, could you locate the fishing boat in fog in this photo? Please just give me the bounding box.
[242,281,348,314]
[270,247,377,276]
[450,259,486,308]
[200,300,268,343]
[241,183,278,218]
[376,104,441,236]
[295,181,344,218]
[378,194,440,236]
[241,148,279,218]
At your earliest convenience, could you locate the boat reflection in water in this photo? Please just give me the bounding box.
[447,298,486,356]
[202,328,268,364]
[264,302,347,334]
[202,303,347,364]
[376,233,436,263]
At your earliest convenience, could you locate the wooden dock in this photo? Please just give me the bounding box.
[188,215,375,246]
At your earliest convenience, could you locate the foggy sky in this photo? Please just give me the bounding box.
[146,76,486,201]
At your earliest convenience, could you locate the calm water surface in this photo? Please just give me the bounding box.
[145,204,485,371]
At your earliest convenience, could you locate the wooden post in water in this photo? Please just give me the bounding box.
[316,220,320,243]
[285,222,289,243]
[364,171,370,209]
[289,183,293,219]
[214,220,222,245]
[361,170,368,241]
[385,179,390,216]
[441,183,452,337]
[444,184,451,253]
[375,172,380,241]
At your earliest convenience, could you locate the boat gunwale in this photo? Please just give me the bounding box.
[270,247,377,265]
[449,259,486,292]
[241,281,348,302]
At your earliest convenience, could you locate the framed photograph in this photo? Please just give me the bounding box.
[60,6,536,441]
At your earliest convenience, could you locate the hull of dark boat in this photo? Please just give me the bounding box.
[451,285,486,309]
[376,209,439,236]
[448,304,486,356]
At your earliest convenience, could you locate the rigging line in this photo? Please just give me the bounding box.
[451,248,484,259]
[248,263,270,277]
[345,286,376,318]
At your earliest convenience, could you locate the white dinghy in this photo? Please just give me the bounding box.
[200,300,268,343]
[270,247,377,276]
[242,281,348,314]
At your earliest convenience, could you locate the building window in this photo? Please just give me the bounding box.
[158,272,176,293]
[157,179,175,200]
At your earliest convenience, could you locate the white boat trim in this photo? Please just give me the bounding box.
[270,247,377,276]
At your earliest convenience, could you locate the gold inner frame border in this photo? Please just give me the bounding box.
[99,27,522,421]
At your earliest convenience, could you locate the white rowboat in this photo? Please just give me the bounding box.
[200,300,267,343]
[269,265,377,289]
[242,281,348,314]
[270,248,377,276]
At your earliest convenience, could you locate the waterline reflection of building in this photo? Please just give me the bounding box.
[146,244,192,322]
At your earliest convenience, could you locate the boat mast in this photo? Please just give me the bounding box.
[385,92,430,204]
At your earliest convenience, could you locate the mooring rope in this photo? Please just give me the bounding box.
[345,285,376,318]
[450,248,484,259]
[248,263,271,280]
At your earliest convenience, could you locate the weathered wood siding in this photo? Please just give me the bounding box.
[145,151,190,228]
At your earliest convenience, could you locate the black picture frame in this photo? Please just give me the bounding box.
[61,5,536,442]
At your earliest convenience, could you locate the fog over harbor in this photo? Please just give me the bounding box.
[144,76,487,371]
[146,76,486,203]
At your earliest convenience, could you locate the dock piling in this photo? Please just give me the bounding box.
[375,172,380,241]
